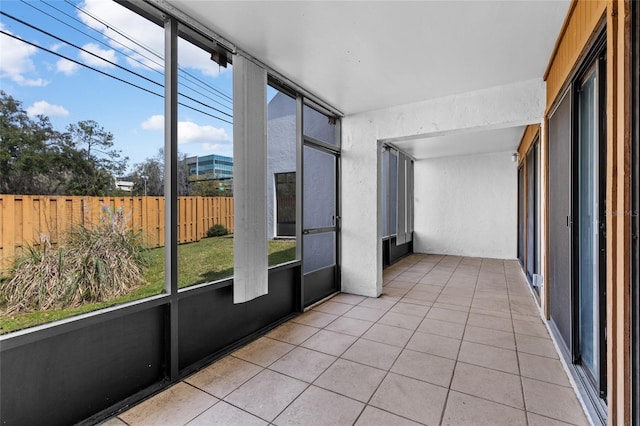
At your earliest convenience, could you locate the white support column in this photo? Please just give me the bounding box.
[233,55,268,304]
[341,78,545,297]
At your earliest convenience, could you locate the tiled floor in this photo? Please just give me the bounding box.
[104,255,590,426]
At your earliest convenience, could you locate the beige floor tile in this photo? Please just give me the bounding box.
[273,385,364,426]
[120,382,217,426]
[331,293,366,305]
[269,347,336,382]
[224,370,307,422]
[418,317,465,339]
[389,302,430,317]
[325,316,375,337]
[382,286,410,298]
[436,294,473,307]
[300,329,358,356]
[457,341,519,374]
[451,362,524,409]
[291,310,338,328]
[470,307,511,319]
[232,337,294,367]
[101,418,127,426]
[399,297,433,307]
[463,325,516,350]
[362,323,414,347]
[512,313,543,323]
[354,406,422,426]
[342,338,402,370]
[313,358,386,402]
[313,300,354,316]
[266,322,319,345]
[406,330,461,359]
[396,272,426,283]
[344,306,387,322]
[185,356,262,398]
[441,391,527,426]
[518,353,571,387]
[412,283,444,294]
[384,280,415,290]
[467,312,513,332]
[426,306,469,324]
[527,412,578,426]
[358,297,397,311]
[187,401,267,426]
[472,298,511,313]
[515,334,559,359]
[390,349,455,387]
[370,373,448,425]
[513,319,550,338]
[522,378,589,425]
[404,289,439,302]
[432,301,470,312]
[377,311,423,330]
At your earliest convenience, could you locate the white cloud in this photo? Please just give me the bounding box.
[79,43,117,68]
[0,24,48,87]
[56,58,80,75]
[79,0,225,77]
[141,115,232,147]
[178,121,231,145]
[26,101,69,117]
[141,114,163,130]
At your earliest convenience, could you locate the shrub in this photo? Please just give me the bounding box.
[206,224,229,237]
[0,205,146,314]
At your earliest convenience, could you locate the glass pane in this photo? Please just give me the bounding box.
[382,149,389,238]
[177,31,234,288]
[303,232,336,273]
[0,1,164,333]
[577,70,598,378]
[303,147,336,229]
[303,104,337,146]
[389,152,398,236]
[267,86,296,264]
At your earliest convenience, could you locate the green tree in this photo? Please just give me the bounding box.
[131,149,164,196]
[0,91,63,194]
[64,120,129,196]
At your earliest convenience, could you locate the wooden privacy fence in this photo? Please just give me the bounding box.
[0,195,234,272]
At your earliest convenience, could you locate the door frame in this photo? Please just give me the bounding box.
[301,103,341,307]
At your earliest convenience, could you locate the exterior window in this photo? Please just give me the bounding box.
[275,172,296,237]
[267,85,297,264]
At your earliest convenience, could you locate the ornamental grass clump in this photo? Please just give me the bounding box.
[0,205,146,314]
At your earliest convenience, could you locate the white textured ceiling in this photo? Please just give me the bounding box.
[394,126,526,160]
[165,0,568,158]
[166,0,570,116]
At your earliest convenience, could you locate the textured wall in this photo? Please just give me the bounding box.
[413,151,518,259]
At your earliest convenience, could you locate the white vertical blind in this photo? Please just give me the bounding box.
[233,55,268,303]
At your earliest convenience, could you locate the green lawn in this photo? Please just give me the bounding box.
[0,236,296,334]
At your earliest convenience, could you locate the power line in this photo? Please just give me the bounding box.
[62,0,233,102]
[1,11,233,120]
[0,30,233,125]
[31,0,232,111]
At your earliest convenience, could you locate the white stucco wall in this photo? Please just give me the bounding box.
[341,78,545,297]
[413,151,517,259]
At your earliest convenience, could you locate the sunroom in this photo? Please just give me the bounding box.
[0,1,637,425]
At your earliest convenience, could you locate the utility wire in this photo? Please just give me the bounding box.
[1,11,233,119]
[0,30,233,125]
[31,0,232,111]
[61,0,233,102]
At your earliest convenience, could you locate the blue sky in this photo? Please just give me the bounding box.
[0,0,240,173]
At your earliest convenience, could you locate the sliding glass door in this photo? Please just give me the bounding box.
[575,64,605,390]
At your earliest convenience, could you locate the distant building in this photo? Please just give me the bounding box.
[115,180,134,192]
[185,154,233,178]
